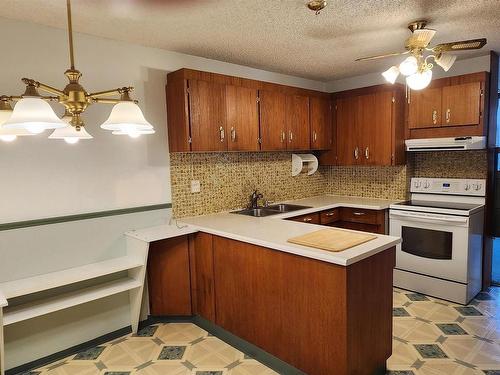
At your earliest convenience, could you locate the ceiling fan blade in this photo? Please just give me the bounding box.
[355,51,409,62]
[433,38,487,52]
[406,28,437,48]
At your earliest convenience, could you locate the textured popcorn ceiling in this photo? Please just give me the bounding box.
[0,0,498,81]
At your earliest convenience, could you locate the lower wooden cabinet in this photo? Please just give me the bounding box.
[285,212,320,224]
[147,236,192,316]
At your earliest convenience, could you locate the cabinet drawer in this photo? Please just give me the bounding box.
[320,209,340,225]
[340,207,382,225]
[287,212,320,224]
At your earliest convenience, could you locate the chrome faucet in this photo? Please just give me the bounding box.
[249,190,263,209]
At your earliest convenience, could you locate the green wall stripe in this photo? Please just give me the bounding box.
[0,203,172,232]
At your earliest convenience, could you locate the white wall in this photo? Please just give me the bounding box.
[0,17,327,370]
[326,54,491,92]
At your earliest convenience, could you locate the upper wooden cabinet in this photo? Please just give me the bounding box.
[166,68,330,153]
[310,96,332,150]
[326,85,405,166]
[407,72,488,139]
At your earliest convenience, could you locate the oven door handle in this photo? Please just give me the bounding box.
[390,211,468,225]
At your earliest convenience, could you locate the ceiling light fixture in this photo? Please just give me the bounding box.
[0,0,154,143]
[356,20,487,91]
[306,0,327,15]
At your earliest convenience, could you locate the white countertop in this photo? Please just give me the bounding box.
[126,195,402,266]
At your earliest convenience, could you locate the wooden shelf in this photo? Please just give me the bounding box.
[0,256,143,299]
[3,277,141,326]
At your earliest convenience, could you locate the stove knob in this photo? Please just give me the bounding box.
[413,180,422,188]
[423,181,431,189]
[473,183,482,191]
[464,183,471,191]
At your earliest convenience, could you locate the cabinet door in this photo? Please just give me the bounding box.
[286,212,320,224]
[226,85,260,151]
[310,96,332,150]
[286,95,310,150]
[408,87,442,129]
[441,82,481,127]
[147,236,192,316]
[363,91,393,166]
[189,79,227,151]
[259,90,287,151]
[336,96,359,165]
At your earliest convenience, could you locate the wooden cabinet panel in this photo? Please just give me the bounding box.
[188,79,227,151]
[259,90,287,151]
[338,207,386,234]
[190,233,216,322]
[286,212,320,224]
[166,74,190,152]
[441,82,481,127]
[226,85,260,151]
[147,236,192,316]
[336,96,359,165]
[286,95,310,150]
[310,96,332,150]
[320,208,340,225]
[368,91,393,166]
[212,235,395,375]
[408,87,442,129]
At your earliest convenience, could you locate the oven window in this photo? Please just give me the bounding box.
[401,226,453,260]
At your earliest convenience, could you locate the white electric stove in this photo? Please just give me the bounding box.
[389,178,486,304]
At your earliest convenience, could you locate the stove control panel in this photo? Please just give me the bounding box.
[410,178,486,196]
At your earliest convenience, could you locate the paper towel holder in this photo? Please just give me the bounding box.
[291,153,318,177]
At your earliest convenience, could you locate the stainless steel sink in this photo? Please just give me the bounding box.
[231,208,281,217]
[266,203,312,213]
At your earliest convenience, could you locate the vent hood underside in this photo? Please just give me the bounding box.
[405,136,486,152]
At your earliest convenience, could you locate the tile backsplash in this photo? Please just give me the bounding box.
[169,150,488,218]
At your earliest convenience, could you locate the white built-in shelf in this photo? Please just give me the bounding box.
[0,256,143,299]
[3,277,141,326]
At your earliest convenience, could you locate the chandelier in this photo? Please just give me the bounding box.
[0,0,155,143]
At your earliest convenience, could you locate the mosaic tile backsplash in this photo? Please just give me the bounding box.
[169,150,488,218]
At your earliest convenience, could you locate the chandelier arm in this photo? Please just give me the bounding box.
[92,97,138,104]
[22,78,66,97]
[87,86,134,99]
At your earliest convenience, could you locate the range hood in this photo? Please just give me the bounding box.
[405,136,486,152]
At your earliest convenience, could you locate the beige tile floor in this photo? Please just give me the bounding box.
[22,287,500,375]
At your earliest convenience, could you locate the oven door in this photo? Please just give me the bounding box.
[389,210,469,283]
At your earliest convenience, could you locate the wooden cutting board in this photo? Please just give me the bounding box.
[287,228,377,252]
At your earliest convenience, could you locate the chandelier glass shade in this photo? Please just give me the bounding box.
[406,69,433,90]
[0,0,154,143]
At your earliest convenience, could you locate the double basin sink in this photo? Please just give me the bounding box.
[232,203,312,217]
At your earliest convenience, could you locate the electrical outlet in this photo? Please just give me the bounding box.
[190,180,201,193]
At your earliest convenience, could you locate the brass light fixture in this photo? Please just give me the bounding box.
[0,0,154,143]
[355,20,487,90]
[306,0,327,15]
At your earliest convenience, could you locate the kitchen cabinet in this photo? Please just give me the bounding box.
[189,79,227,152]
[287,207,386,234]
[332,86,405,166]
[310,96,332,150]
[166,68,329,153]
[259,90,287,151]
[147,236,192,316]
[407,72,488,139]
[226,85,260,151]
[286,94,311,150]
[286,212,320,224]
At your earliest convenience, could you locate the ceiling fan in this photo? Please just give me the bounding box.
[355,20,487,90]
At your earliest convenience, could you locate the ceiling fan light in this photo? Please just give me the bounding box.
[435,53,457,72]
[2,97,67,134]
[48,124,93,142]
[382,66,400,84]
[100,102,154,132]
[111,128,156,137]
[399,56,419,76]
[406,69,433,90]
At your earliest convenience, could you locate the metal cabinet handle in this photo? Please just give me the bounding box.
[432,110,438,124]
[325,212,336,217]
[303,217,312,222]
[289,131,293,143]
[446,108,451,123]
[281,130,286,143]
[313,131,317,142]
[219,126,225,142]
[231,127,236,142]
[353,212,365,216]
[354,147,359,160]
[365,147,369,159]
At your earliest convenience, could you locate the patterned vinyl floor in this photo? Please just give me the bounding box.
[22,287,500,375]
